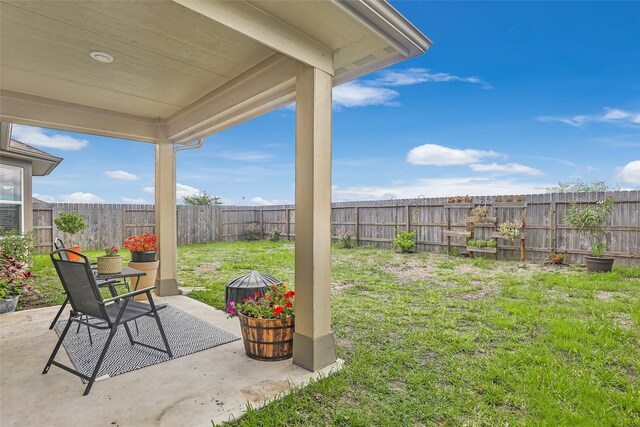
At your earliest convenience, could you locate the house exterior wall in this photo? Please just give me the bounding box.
[0,155,33,234]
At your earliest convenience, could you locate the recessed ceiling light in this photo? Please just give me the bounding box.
[89,51,114,63]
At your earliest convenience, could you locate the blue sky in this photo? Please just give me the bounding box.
[18,1,640,205]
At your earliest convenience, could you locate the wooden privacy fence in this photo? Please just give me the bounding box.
[32,191,639,265]
[32,202,221,251]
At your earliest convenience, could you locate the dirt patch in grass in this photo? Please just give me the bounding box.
[194,261,221,274]
[612,312,635,329]
[332,281,356,292]
[460,285,497,300]
[594,290,629,301]
[381,254,439,282]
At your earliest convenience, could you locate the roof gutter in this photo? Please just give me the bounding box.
[331,0,432,57]
[174,138,203,153]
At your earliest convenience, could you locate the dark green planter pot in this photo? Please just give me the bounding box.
[585,256,615,273]
[131,251,156,262]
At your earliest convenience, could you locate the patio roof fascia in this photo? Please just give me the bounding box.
[0,89,159,144]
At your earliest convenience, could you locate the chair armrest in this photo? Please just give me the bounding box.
[102,286,155,303]
[96,279,120,287]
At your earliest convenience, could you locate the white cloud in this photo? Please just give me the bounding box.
[143,183,201,200]
[216,151,272,161]
[407,143,501,166]
[469,162,543,176]
[105,170,139,181]
[617,160,640,185]
[177,183,201,199]
[59,192,105,203]
[249,196,292,206]
[33,193,56,203]
[333,81,399,108]
[332,177,549,202]
[373,68,492,89]
[122,197,147,203]
[11,124,89,151]
[538,107,640,128]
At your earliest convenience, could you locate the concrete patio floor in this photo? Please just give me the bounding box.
[0,295,343,426]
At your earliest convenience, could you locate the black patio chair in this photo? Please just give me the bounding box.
[49,238,127,332]
[44,249,173,396]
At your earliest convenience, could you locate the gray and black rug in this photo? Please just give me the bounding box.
[53,305,239,381]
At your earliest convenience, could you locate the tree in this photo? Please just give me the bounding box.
[182,191,221,206]
[546,179,613,194]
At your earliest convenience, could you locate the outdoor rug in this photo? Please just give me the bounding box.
[53,305,239,382]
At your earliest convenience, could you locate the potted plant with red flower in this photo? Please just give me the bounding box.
[227,283,295,361]
[124,232,157,262]
[124,232,159,300]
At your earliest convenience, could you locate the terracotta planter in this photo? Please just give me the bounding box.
[127,260,159,301]
[238,313,294,361]
[130,251,156,262]
[586,256,615,273]
[0,295,19,314]
[68,246,82,261]
[96,255,122,275]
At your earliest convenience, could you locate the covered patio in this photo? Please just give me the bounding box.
[0,0,429,419]
[0,294,342,425]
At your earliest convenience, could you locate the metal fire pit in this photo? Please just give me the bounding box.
[224,271,282,306]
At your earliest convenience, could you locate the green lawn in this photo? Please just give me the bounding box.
[28,241,639,425]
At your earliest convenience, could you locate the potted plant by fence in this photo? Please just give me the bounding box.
[53,212,87,261]
[0,253,36,314]
[227,284,295,361]
[564,196,616,272]
[96,246,122,275]
[124,232,159,300]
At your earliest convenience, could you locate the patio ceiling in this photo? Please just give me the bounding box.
[0,0,431,144]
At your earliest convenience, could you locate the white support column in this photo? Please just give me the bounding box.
[293,63,337,371]
[154,132,179,296]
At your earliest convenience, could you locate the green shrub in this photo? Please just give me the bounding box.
[0,230,34,264]
[394,228,416,253]
[446,247,460,256]
[268,228,281,242]
[336,231,356,249]
[246,222,260,241]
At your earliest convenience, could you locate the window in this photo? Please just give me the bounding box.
[0,164,23,232]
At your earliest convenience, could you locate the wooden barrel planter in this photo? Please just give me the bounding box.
[237,313,294,361]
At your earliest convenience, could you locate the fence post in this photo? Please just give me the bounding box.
[286,208,291,240]
[354,206,360,245]
[446,204,451,254]
[550,201,557,255]
[260,209,264,239]
[405,204,410,231]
